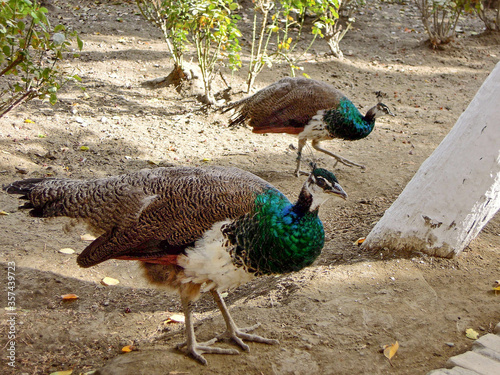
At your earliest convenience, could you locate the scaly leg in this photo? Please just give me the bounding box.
[311,139,366,169]
[294,138,307,177]
[211,289,279,351]
[177,292,239,365]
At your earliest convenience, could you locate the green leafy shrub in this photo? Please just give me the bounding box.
[413,0,465,46]
[0,0,82,118]
[191,0,242,103]
[136,0,241,104]
[246,0,345,93]
[136,0,190,71]
[312,0,364,59]
[472,0,500,31]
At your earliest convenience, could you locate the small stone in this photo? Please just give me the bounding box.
[445,342,455,347]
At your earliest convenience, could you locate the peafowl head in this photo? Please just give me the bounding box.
[365,103,395,122]
[299,164,347,213]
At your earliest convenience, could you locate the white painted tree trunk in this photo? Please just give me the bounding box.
[362,62,500,257]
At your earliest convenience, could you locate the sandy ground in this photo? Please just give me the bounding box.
[1,0,499,374]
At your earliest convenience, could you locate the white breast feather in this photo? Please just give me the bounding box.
[298,110,331,141]
[177,220,255,291]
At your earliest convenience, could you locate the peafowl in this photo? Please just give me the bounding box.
[224,77,394,176]
[3,165,347,365]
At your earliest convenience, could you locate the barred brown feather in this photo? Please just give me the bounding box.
[223,77,345,133]
[3,167,272,267]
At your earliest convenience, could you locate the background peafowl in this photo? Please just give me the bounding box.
[3,165,347,365]
[224,77,394,176]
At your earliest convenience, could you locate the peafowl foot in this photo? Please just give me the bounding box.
[179,291,239,365]
[210,290,279,352]
[217,322,280,351]
[177,338,239,365]
[335,155,365,169]
[311,140,366,170]
[296,170,310,177]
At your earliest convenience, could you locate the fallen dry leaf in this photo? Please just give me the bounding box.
[49,371,73,375]
[58,248,75,254]
[121,345,137,353]
[61,294,79,301]
[165,313,185,324]
[80,233,96,241]
[493,280,500,294]
[101,277,120,286]
[465,328,479,340]
[353,237,365,246]
[0,210,9,215]
[383,341,399,365]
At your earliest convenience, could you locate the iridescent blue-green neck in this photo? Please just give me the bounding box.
[231,189,324,275]
[324,98,375,140]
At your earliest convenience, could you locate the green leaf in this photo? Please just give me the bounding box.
[53,24,66,32]
[77,35,83,50]
[49,92,57,105]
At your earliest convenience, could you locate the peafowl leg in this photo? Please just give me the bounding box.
[294,138,308,177]
[210,289,279,351]
[177,292,239,365]
[311,140,366,169]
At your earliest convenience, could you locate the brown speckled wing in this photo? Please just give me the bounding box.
[72,167,272,267]
[226,77,346,133]
[5,166,273,268]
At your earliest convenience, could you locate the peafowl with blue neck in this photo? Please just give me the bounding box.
[224,77,394,176]
[3,165,347,365]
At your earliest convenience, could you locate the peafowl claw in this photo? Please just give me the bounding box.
[217,322,280,351]
[176,338,239,365]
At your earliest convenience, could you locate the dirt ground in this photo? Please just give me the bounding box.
[1,0,500,374]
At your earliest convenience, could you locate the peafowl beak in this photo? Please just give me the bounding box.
[329,182,348,200]
[376,103,395,117]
